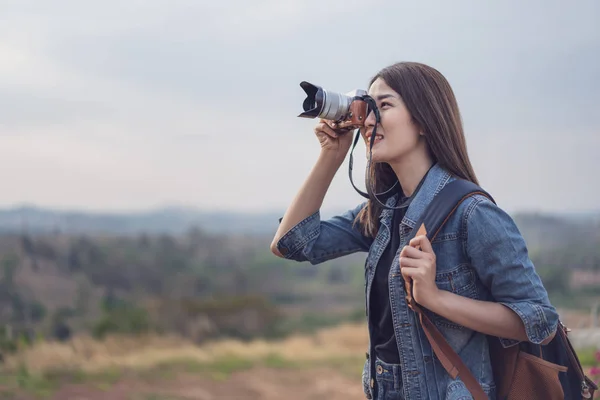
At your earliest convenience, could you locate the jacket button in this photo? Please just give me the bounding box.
[376,365,383,374]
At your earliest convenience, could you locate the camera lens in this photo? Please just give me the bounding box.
[298,81,352,121]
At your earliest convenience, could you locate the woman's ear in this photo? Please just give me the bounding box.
[414,121,425,136]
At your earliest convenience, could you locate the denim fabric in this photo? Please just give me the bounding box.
[276,163,558,400]
[373,357,404,400]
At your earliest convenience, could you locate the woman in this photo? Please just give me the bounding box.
[270,62,558,400]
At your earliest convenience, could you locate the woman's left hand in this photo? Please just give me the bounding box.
[399,235,440,309]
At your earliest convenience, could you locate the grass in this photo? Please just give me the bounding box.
[2,322,368,374]
[0,353,366,398]
[0,363,125,398]
[0,322,369,398]
[577,347,599,367]
[5,320,593,398]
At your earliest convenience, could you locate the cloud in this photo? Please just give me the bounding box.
[0,0,598,213]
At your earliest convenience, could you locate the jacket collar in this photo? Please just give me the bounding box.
[402,163,453,228]
[379,163,453,229]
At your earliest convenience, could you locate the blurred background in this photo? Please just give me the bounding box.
[0,1,599,399]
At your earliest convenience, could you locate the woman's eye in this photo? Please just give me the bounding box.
[380,102,391,108]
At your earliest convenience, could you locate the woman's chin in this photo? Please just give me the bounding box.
[366,150,387,163]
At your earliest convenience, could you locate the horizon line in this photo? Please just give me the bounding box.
[0,202,598,218]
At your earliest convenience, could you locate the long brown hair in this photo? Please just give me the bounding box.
[355,62,479,237]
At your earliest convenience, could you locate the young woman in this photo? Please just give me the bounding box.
[270,62,558,400]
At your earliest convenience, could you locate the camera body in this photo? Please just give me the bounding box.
[297,81,369,130]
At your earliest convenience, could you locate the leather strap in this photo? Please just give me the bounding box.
[410,298,488,399]
[403,180,495,399]
[405,224,487,399]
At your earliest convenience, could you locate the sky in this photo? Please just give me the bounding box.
[1,0,599,215]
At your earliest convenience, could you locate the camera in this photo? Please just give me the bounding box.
[297,81,369,129]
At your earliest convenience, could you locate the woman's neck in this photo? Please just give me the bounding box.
[388,152,434,198]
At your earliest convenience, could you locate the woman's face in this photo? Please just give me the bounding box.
[360,78,422,163]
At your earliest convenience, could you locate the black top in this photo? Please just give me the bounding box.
[369,201,408,364]
[369,167,432,364]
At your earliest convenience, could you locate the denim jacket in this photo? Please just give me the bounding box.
[275,163,558,400]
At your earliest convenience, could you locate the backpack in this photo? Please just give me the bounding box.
[404,179,597,400]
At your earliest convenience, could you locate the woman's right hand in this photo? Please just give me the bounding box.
[314,119,355,162]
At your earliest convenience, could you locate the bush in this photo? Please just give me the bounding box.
[92,303,152,339]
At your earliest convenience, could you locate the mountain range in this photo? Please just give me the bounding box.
[1,205,599,249]
[0,205,282,236]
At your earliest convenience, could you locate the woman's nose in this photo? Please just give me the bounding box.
[364,107,376,127]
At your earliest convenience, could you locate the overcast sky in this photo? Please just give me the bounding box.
[1,0,598,215]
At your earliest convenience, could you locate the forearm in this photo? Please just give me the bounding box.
[427,289,529,342]
[270,152,342,256]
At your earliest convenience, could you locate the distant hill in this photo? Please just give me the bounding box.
[0,205,599,250]
[0,205,283,236]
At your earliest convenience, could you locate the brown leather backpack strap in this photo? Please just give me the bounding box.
[404,223,488,399]
[400,182,496,399]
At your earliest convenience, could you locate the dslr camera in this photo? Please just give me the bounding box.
[297,81,369,130]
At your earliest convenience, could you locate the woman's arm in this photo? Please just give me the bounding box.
[271,120,355,257]
[270,123,373,264]
[270,152,344,257]
[400,236,530,342]
[400,196,558,346]
[429,286,530,342]
[465,196,559,346]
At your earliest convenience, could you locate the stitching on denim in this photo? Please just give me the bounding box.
[277,211,320,255]
[435,263,476,284]
[532,303,556,343]
[501,302,535,343]
[290,224,320,258]
[401,216,416,230]
[432,232,459,243]
[434,171,452,196]
[461,195,486,259]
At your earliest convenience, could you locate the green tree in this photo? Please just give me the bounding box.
[538,266,570,297]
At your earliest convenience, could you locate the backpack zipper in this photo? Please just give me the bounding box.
[581,380,591,399]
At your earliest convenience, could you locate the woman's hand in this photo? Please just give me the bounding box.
[400,235,532,343]
[314,119,355,163]
[399,235,441,309]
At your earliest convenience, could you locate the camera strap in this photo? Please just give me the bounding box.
[347,96,407,211]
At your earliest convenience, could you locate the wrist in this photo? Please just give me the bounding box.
[422,287,445,314]
[317,150,345,169]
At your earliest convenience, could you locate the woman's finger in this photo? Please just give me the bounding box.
[401,266,423,280]
[316,122,339,138]
[401,245,425,259]
[399,256,421,269]
[409,235,434,254]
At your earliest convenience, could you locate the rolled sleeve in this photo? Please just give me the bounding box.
[497,301,555,347]
[276,210,321,259]
[275,202,372,265]
[465,196,559,348]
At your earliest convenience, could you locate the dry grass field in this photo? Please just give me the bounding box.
[0,323,371,399]
[0,321,598,399]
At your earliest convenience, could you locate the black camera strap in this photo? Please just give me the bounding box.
[347,95,407,211]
